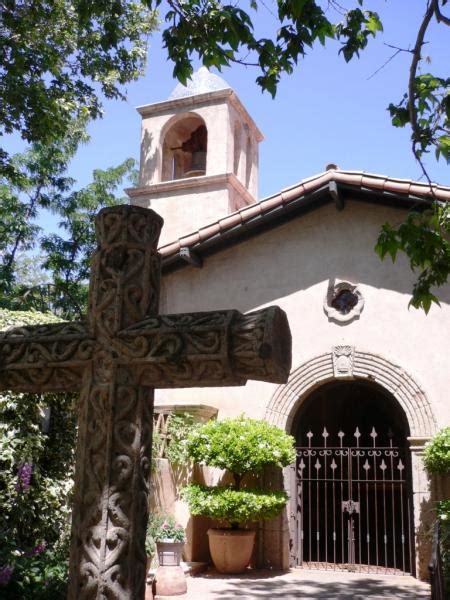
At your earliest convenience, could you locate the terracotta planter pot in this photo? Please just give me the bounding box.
[153,566,187,597]
[207,528,256,573]
[154,542,187,597]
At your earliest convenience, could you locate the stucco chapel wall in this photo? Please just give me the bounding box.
[157,199,449,431]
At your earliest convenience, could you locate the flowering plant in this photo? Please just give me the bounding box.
[153,516,185,543]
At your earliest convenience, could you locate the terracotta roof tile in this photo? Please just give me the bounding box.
[437,188,450,201]
[159,241,180,256]
[409,183,433,197]
[361,174,386,190]
[239,203,262,220]
[302,178,322,193]
[334,171,363,186]
[178,232,200,247]
[384,179,411,195]
[260,194,284,212]
[198,222,221,241]
[281,186,303,203]
[219,212,242,230]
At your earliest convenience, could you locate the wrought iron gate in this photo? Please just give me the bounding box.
[295,427,414,575]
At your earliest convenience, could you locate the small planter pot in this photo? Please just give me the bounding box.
[154,541,187,597]
[156,540,184,567]
[207,528,256,574]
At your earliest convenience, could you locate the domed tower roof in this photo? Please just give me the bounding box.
[168,67,231,99]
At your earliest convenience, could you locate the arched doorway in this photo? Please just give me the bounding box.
[292,379,415,575]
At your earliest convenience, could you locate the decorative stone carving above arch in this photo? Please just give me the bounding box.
[265,350,437,439]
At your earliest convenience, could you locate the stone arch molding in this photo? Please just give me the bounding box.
[265,349,437,439]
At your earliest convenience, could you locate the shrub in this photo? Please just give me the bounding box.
[423,427,450,474]
[186,416,295,484]
[183,484,289,527]
[165,412,199,465]
[183,416,295,528]
[437,500,450,595]
[0,310,75,598]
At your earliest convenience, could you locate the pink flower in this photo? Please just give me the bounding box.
[0,565,14,586]
[15,462,33,492]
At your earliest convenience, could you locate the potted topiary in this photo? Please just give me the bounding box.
[182,416,295,573]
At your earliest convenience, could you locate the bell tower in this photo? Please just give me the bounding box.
[127,68,263,246]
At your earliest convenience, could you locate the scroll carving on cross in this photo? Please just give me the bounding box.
[0,205,292,600]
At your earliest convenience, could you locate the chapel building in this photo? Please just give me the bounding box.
[127,68,450,580]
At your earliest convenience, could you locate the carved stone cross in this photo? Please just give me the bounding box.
[0,206,291,599]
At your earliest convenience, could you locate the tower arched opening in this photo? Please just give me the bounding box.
[161,114,207,181]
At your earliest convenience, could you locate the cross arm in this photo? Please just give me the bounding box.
[116,306,291,388]
[0,321,93,393]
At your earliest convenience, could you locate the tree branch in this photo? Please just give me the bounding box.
[367,47,402,81]
[408,1,435,186]
[5,185,43,274]
[433,0,450,26]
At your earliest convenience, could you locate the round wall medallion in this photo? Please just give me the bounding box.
[324,281,364,324]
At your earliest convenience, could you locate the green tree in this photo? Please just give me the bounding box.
[0,136,135,318]
[40,158,136,318]
[0,1,157,180]
[0,120,86,302]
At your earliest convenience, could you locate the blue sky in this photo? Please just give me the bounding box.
[12,1,450,234]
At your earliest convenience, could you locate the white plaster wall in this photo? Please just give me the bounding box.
[228,103,259,199]
[133,183,232,246]
[156,200,450,431]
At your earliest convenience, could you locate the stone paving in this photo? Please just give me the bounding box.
[183,568,431,599]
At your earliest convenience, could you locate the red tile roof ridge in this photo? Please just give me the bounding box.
[158,169,450,257]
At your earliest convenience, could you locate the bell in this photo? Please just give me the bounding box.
[184,150,206,177]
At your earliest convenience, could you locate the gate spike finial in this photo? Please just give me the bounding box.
[379,459,387,471]
[354,426,361,439]
[362,459,370,471]
[330,459,337,470]
[397,459,405,471]
[314,459,321,471]
[322,427,329,438]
